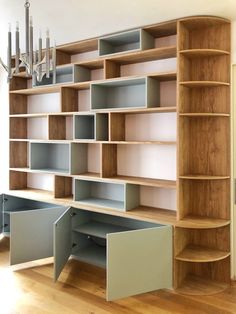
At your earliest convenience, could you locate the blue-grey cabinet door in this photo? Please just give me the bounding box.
[54,207,73,281]
[107,225,173,301]
[10,206,68,265]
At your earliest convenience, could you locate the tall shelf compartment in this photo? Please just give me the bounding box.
[7,16,231,297]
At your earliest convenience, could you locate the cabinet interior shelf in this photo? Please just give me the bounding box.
[73,221,132,239]
[175,274,229,296]
[179,49,230,58]
[175,245,230,262]
[73,243,106,269]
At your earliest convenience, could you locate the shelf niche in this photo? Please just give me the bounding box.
[71,143,100,176]
[74,179,139,211]
[30,142,70,174]
[91,77,160,110]
[99,29,155,56]
[179,116,230,177]
[178,178,230,220]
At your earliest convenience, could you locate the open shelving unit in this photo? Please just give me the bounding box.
[8,15,231,296]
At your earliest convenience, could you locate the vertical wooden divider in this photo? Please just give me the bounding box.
[60,87,78,112]
[109,113,126,141]
[101,144,117,178]
[104,60,121,79]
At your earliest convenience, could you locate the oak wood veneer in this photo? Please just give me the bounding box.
[8,15,231,296]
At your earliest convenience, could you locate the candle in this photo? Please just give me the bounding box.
[15,22,20,74]
[38,30,42,81]
[46,28,50,78]
[7,23,12,80]
[25,0,30,57]
[29,16,33,74]
[52,41,56,84]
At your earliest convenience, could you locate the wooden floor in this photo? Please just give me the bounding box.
[1,237,236,314]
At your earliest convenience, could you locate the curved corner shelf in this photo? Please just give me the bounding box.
[179,49,230,58]
[175,274,229,296]
[176,216,230,229]
[179,81,230,88]
[179,175,230,180]
[175,245,230,263]
[179,113,230,117]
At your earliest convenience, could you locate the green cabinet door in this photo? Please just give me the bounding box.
[107,225,172,301]
[54,207,73,281]
[10,206,68,265]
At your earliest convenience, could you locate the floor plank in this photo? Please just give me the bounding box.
[0,237,236,314]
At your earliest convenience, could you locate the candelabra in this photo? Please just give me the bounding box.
[0,0,56,84]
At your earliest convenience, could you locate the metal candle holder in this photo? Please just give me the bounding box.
[0,0,56,84]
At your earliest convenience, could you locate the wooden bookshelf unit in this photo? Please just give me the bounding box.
[7,16,231,297]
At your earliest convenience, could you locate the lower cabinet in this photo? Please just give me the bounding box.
[54,207,173,301]
[0,194,68,265]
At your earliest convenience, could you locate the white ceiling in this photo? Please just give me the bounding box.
[0,0,235,55]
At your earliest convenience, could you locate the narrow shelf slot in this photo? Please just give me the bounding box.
[73,221,132,239]
[175,245,230,262]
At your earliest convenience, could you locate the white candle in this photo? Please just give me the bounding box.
[29,16,33,74]
[38,30,42,81]
[46,28,50,78]
[53,41,56,84]
[15,21,20,74]
[25,0,30,57]
[7,23,12,80]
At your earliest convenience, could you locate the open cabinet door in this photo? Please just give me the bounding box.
[10,206,68,265]
[54,207,73,281]
[107,225,172,301]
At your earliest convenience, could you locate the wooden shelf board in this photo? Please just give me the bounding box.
[10,112,75,118]
[102,141,176,145]
[107,46,176,64]
[175,274,229,296]
[5,188,177,225]
[10,81,90,95]
[175,245,230,262]
[73,221,132,239]
[93,106,177,114]
[179,81,230,88]
[57,38,98,54]
[179,113,230,117]
[179,175,230,180]
[75,59,104,69]
[176,215,230,229]
[179,49,230,58]
[143,20,177,37]
[10,167,72,176]
[179,16,230,30]
[106,175,176,188]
